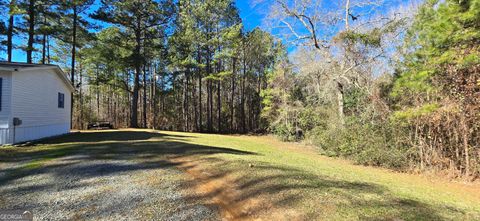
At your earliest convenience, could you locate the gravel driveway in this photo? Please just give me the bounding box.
[0,131,220,220]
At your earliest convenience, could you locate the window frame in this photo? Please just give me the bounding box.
[58,92,64,109]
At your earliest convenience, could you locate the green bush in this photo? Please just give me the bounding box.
[306,117,410,170]
[298,107,329,131]
[271,123,297,142]
[271,107,331,142]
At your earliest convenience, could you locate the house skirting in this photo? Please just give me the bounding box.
[0,123,70,144]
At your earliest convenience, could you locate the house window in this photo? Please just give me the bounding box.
[58,92,64,108]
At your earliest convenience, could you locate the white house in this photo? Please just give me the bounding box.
[0,62,74,144]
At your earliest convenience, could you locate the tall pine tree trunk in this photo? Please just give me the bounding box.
[70,5,78,129]
[26,0,35,63]
[197,52,202,132]
[217,80,221,132]
[151,65,157,129]
[42,33,46,64]
[96,66,100,117]
[256,74,262,130]
[131,69,140,128]
[7,1,14,62]
[249,91,253,130]
[198,73,202,132]
[130,27,141,128]
[142,65,147,128]
[79,63,83,129]
[230,58,236,132]
[193,76,198,131]
[183,73,188,131]
[209,80,213,132]
[186,74,189,131]
[161,74,165,116]
[46,35,50,63]
[206,51,213,132]
[41,15,46,64]
[207,79,212,132]
[241,58,246,133]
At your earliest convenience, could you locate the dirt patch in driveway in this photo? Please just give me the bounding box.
[172,156,305,221]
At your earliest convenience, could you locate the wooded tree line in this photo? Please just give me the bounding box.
[0,0,282,133]
[1,0,479,179]
[261,0,479,179]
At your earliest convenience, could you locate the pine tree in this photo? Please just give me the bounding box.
[92,0,174,128]
[392,0,480,176]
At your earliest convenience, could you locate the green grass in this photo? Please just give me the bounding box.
[1,129,479,220]
[165,131,480,220]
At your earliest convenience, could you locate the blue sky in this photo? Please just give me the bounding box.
[236,0,265,31]
[2,0,411,63]
[2,0,265,63]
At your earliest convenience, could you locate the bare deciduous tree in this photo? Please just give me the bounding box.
[261,0,412,124]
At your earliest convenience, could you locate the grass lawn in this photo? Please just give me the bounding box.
[1,129,479,220]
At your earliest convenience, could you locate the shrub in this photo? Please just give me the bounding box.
[271,107,331,142]
[271,123,297,142]
[306,117,410,170]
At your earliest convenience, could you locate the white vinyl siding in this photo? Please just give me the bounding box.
[2,68,71,143]
[11,69,71,128]
[0,67,72,144]
[0,71,12,128]
[0,71,12,143]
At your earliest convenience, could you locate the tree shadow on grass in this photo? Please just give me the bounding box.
[39,130,195,144]
[0,131,252,163]
[176,157,469,221]
[0,131,255,185]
